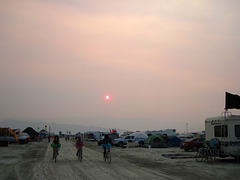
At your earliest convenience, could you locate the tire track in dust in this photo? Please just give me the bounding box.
[76,141,175,180]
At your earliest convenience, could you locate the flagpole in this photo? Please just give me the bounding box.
[48,126,51,142]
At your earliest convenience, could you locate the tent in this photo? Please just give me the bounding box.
[168,136,182,147]
[76,132,81,135]
[23,127,39,140]
[144,135,167,148]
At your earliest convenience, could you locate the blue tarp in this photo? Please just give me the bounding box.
[39,132,47,137]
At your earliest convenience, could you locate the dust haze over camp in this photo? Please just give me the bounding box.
[0,0,240,132]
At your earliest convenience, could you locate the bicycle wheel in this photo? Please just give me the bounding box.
[106,152,111,164]
[54,151,57,163]
[103,151,106,162]
[79,149,82,162]
[195,151,204,162]
[104,154,106,162]
[207,150,215,164]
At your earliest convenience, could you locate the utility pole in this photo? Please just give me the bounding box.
[186,123,188,134]
[48,126,51,142]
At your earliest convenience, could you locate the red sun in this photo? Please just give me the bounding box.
[105,95,110,100]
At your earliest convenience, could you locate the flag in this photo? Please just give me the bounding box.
[225,92,240,110]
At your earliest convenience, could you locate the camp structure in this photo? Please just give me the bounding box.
[168,136,182,147]
[205,113,240,159]
[144,134,167,148]
[39,129,47,138]
[0,128,29,145]
[23,127,39,141]
[84,131,104,141]
[76,132,83,137]
[0,128,11,146]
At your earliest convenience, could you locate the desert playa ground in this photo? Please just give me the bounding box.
[0,139,239,180]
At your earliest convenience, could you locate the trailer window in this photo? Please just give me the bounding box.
[235,125,240,137]
[214,125,228,137]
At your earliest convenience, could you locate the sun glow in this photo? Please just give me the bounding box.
[105,95,110,100]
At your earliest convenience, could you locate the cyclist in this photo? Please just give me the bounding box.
[75,135,84,157]
[209,138,219,149]
[51,136,61,159]
[102,134,112,158]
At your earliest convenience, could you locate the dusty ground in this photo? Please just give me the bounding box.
[0,139,239,180]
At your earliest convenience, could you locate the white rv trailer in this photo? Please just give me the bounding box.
[205,113,240,158]
[84,131,107,141]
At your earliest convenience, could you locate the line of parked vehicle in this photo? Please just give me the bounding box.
[97,131,204,150]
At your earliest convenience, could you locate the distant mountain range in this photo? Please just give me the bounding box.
[0,119,126,135]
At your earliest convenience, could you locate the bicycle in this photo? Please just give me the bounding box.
[104,147,111,164]
[77,147,83,162]
[53,146,59,163]
[195,147,215,164]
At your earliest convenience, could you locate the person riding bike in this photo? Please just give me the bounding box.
[75,135,84,157]
[102,134,112,158]
[51,136,61,159]
[209,138,219,149]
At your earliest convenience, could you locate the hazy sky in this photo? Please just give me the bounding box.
[1,0,240,132]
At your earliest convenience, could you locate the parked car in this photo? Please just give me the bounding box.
[180,137,205,152]
[113,132,148,147]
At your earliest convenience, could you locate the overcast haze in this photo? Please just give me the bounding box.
[1,0,240,133]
